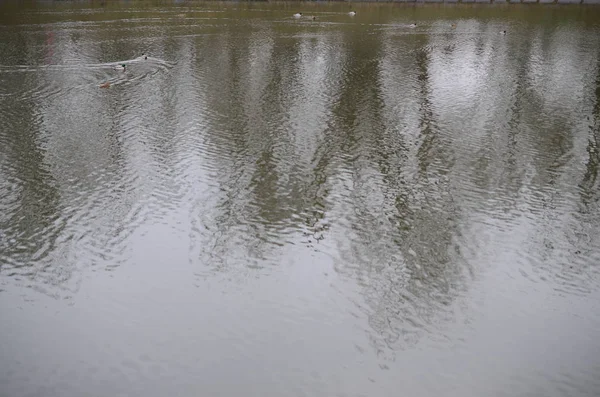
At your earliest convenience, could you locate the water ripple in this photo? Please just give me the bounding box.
[1,4,600,397]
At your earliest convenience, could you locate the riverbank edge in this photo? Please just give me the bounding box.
[381,0,600,4]
[305,0,600,4]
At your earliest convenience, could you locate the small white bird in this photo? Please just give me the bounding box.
[293,12,302,18]
[409,23,417,28]
[500,30,507,35]
[348,11,356,16]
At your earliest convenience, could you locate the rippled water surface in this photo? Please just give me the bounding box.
[1,2,600,396]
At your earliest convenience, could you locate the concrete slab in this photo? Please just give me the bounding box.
[582,0,600,4]
[539,0,555,3]
[522,0,538,4]
[557,0,580,3]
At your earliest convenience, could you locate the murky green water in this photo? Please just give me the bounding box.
[1,2,600,396]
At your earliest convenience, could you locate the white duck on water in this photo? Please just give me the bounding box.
[348,11,356,16]
[293,12,302,18]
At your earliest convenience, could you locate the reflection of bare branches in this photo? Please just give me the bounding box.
[378,38,464,355]
[580,57,600,209]
[192,31,311,274]
[0,94,64,291]
[327,30,467,359]
[415,47,439,176]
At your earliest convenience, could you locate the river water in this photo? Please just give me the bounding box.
[1,2,600,396]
